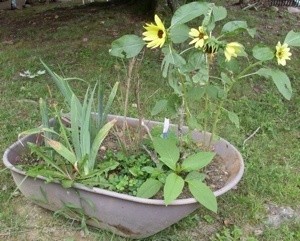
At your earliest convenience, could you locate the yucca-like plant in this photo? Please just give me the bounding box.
[20,63,119,184]
[41,60,119,144]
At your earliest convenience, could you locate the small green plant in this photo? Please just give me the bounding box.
[19,62,118,186]
[110,1,300,212]
[212,226,258,241]
[41,60,119,139]
[18,62,157,195]
[54,201,99,235]
[137,134,216,212]
[101,151,157,195]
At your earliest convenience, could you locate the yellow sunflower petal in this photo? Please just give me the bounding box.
[154,15,165,30]
[276,41,292,66]
[224,51,231,61]
[198,26,205,32]
[195,39,204,48]
[189,28,199,37]
[143,14,166,49]
[189,38,199,45]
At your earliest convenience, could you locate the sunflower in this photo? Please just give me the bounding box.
[142,15,167,49]
[189,26,209,49]
[224,42,243,61]
[276,42,292,66]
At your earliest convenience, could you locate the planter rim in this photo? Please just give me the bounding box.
[3,115,244,206]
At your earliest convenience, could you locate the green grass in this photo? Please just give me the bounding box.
[1,1,300,240]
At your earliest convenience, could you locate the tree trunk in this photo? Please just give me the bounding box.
[167,0,182,13]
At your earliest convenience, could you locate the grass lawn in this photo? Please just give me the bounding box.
[0,1,300,240]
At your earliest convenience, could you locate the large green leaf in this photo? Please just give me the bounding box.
[97,81,105,129]
[18,127,58,139]
[256,68,292,100]
[56,112,73,152]
[71,94,81,160]
[170,24,190,44]
[168,71,183,96]
[222,21,247,33]
[80,90,92,175]
[192,67,209,84]
[252,45,274,61]
[89,119,117,171]
[171,2,209,27]
[187,115,202,130]
[81,86,97,164]
[201,4,214,32]
[26,168,68,179]
[136,178,162,198]
[110,35,145,58]
[213,6,227,22]
[181,152,215,172]
[41,60,82,110]
[102,81,119,125]
[27,143,67,176]
[221,21,255,38]
[185,171,206,182]
[161,47,186,78]
[205,85,226,100]
[187,179,217,213]
[184,52,206,72]
[164,173,184,205]
[220,72,232,85]
[227,110,240,129]
[152,137,179,171]
[284,30,300,47]
[151,99,168,116]
[186,86,205,101]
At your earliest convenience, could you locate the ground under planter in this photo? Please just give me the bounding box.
[3,115,244,239]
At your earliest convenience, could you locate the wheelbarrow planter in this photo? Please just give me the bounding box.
[3,115,244,239]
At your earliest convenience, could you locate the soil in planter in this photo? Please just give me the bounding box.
[99,126,229,194]
[17,126,230,199]
[153,154,229,200]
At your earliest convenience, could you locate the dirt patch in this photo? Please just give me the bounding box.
[265,203,300,227]
[1,196,92,241]
[1,2,300,44]
[0,1,146,44]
